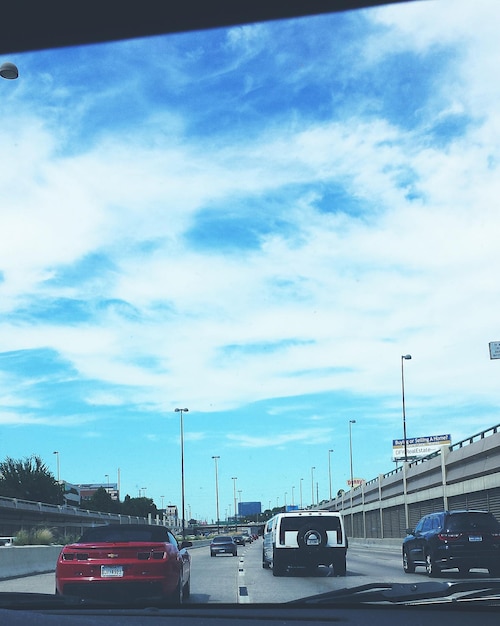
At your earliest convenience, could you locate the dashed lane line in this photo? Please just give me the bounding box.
[238,553,250,603]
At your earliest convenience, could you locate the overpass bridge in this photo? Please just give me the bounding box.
[320,423,500,539]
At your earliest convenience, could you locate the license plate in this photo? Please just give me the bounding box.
[469,535,482,542]
[101,565,124,577]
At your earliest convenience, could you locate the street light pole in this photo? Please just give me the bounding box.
[300,478,303,509]
[349,420,356,490]
[401,354,412,462]
[328,449,333,501]
[311,466,315,507]
[348,419,356,538]
[175,408,189,540]
[53,451,60,483]
[212,456,220,534]
[232,477,238,531]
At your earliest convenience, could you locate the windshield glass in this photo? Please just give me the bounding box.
[0,0,499,609]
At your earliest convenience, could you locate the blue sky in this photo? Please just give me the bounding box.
[0,0,499,522]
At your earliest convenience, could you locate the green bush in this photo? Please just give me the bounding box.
[14,530,31,546]
[32,528,54,545]
[14,528,54,545]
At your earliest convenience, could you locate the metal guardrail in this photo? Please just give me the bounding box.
[0,495,153,529]
[450,424,499,450]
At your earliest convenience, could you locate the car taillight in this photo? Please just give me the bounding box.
[491,532,500,539]
[437,532,462,541]
[137,551,166,560]
[62,552,89,560]
[152,551,166,559]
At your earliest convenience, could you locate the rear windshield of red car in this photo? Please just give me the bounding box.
[78,526,171,543]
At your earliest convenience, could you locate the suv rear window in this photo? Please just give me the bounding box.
[446,512,500,532]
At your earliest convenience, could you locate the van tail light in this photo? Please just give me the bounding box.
[437,532,462,542]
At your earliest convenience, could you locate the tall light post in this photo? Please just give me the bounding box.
[105,474,109,492]
[299,478,303,509]
[212,456,220,533]
[284,491,287,511]
[349,420,356,490]
[232,477,238,531]
[328,449,334,500]
[401,354,412,462]
[310,466,315,507]
[53,451,60,483]
[291,485,295,507]
[348,419,356,538]
[175,407,189,540]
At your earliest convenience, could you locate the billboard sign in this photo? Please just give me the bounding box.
[392,434,451,461]
[347,478,365,488]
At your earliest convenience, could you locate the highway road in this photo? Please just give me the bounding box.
[0,540,492,603]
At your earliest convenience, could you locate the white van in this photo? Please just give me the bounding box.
[262,510,347,576]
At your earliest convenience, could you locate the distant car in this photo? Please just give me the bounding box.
[210,535,237,556]
[243,535,253,543]
[403,510,500,577]
[56,524,192,603]
[232,535,246,546]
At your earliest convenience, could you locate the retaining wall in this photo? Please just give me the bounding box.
[0,545,62,579]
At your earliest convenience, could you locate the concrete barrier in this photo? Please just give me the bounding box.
[0,546,62,579]
[0,540,213,580]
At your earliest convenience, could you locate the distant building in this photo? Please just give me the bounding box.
[78,483,119,502]
[62,482,81,506]
[163,504,179,528]
[238,501,262,517]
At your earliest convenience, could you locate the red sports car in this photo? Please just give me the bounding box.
[56,524,192,604]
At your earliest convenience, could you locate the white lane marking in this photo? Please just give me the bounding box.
[237,554,250,603]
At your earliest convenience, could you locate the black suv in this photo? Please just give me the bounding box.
[403,510,500,577]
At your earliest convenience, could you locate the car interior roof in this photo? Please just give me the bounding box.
[1,0,415,55]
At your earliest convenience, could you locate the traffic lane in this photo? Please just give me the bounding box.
[242,540,343,603]
[0,544,241,603]
[237,541,499,603]
[0,572,54,594]
[0,542,495,603]
[347,543,498,582]
[189,546,240,603]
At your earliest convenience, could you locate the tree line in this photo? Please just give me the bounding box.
[0,454,158,518]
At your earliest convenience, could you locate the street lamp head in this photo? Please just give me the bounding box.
[349,419,356,424]
[402,354,412,360]
[0,62,18,79]
[175,407,189,412]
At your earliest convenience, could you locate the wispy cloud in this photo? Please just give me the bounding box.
[0,1,498,512]
[227,428,334,448]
